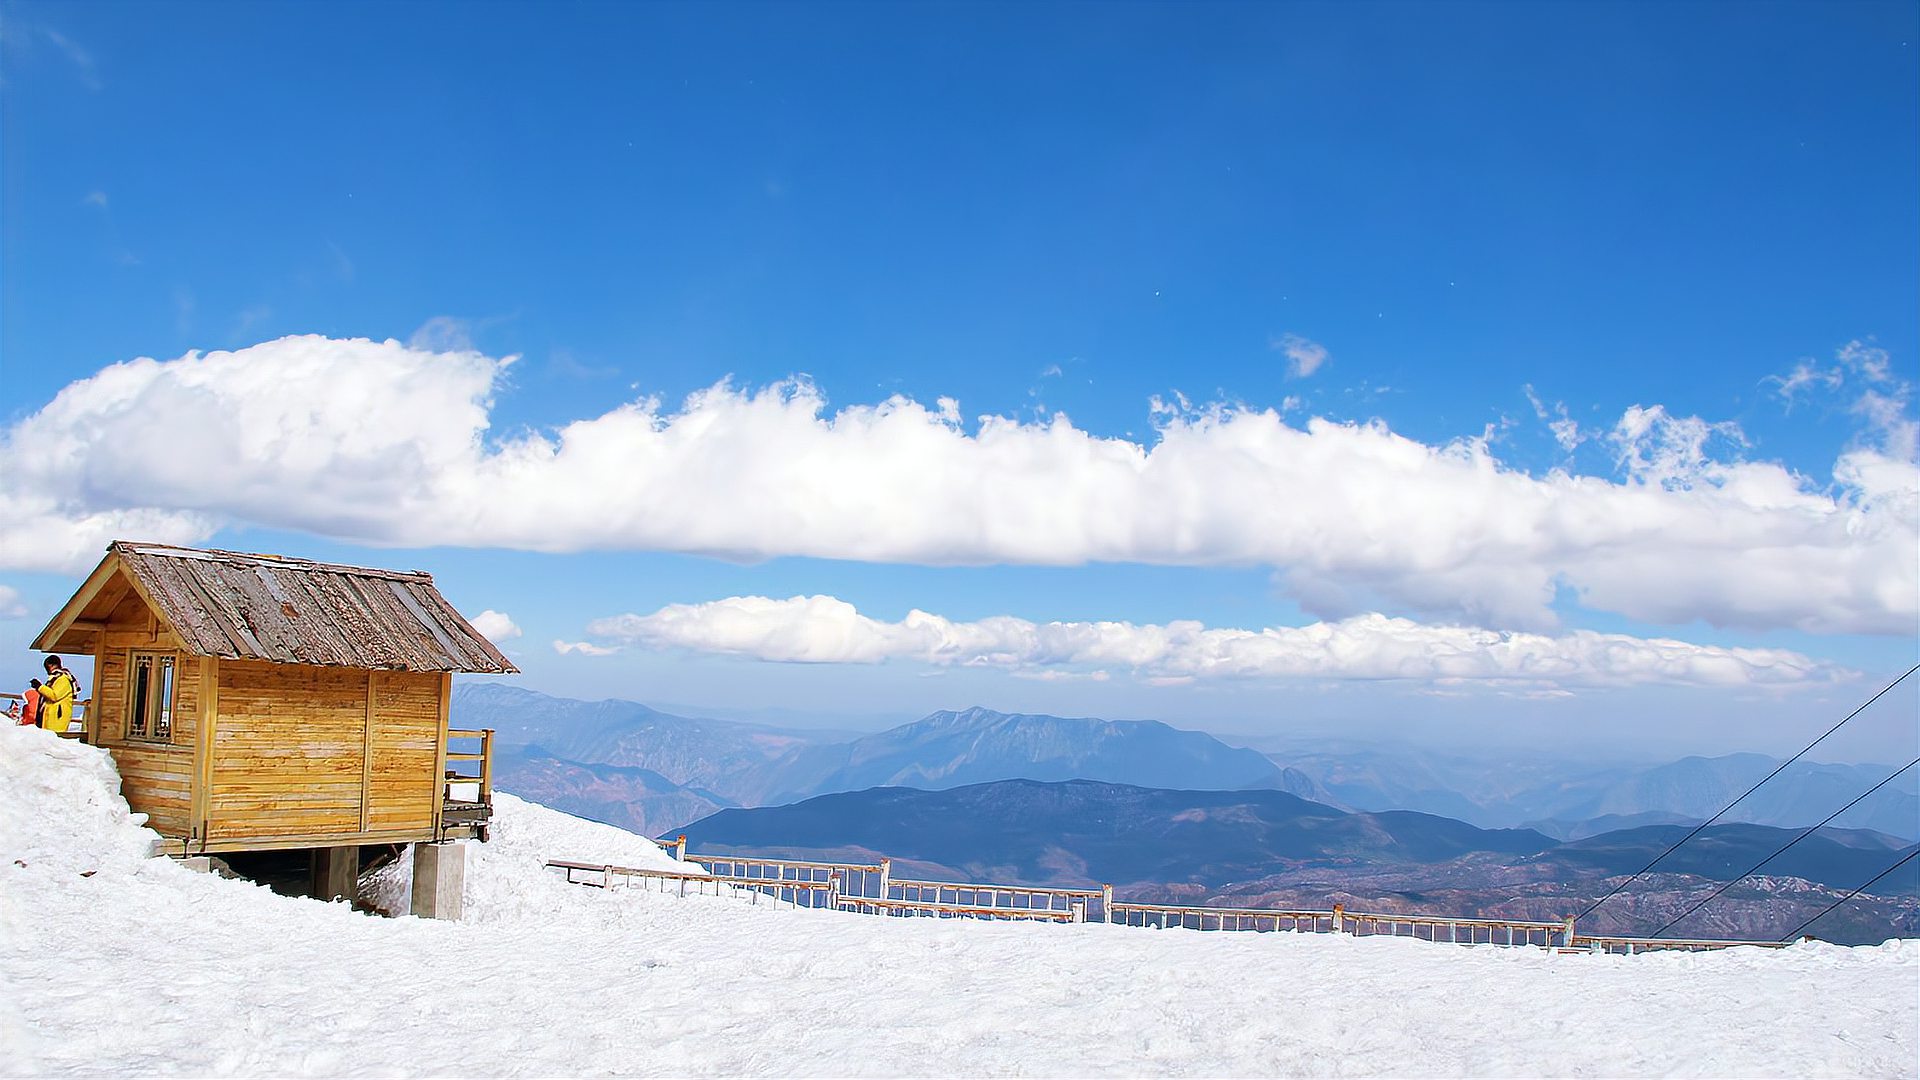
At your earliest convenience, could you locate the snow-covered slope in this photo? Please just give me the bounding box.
[2,725,1915,1077]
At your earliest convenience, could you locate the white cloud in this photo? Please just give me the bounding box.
[553,639,619,657]
[0,585,27,620]
[409,316,478,353]
[469,610,522,642]
[1523,384,1585,451]
[1767,341,1911,445]
[0,334,1913,635]
[1274,333,1329,377]
[583,595,1847,690]
[1766,360,1843,406]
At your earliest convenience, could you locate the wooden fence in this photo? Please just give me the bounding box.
[3,693,91,736]
[547,849,1794,951]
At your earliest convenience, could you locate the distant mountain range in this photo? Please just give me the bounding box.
[677,778,1920,943]
[678,778,1555,885]
[459,685,1916,843]
[1274,744,1919,840]
[453,685,832,802]
[456,686,1331,828]
[761,705,1317,803]
[490,745,735,838]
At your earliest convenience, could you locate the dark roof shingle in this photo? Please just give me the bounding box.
[106,542,518,674]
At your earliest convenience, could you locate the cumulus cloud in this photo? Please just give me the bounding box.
[1274,333,1329,377]
[0,585,27,620]
[583,595,1846,690]
[469,610,522,642]
[553,639,619,657]
[0,334,1913,635]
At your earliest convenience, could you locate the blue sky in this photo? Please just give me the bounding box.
[2,1,1915,761]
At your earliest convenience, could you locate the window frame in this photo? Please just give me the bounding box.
[124,649,179,745]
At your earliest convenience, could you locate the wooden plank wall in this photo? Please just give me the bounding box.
[95,592,199,838]
[365,671,443,833]
[209,661,368,842]
[207,661,445,845]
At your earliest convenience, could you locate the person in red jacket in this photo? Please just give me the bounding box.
[19,679,44,726]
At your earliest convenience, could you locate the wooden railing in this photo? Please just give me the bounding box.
[547,858,831,907]
[444,727,493,806]
[882,878,1103,922]
[1109,901,1340,933]
[1342,907,1571,947]
[2,693,91,738]
[553,847,1798,952]
[686,853,886,909]
[1570,934,1790,955]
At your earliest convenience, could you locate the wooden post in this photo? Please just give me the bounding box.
[1563,916,1576,949]
[360,670,377,834]
[1332,903,1345,934]
[674,835,687,862]
[432,673,451,838]
[479,728,493,806]
[192,657,218,849]
[1102,884,1114,924]
[311,846,359,902]
[87,627,106,748]
[879,858,892,900]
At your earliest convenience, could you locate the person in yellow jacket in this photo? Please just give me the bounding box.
[38,655,79,734]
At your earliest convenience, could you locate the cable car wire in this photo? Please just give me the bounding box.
[1779,848,1920,943]
[1649,756,1919,938]
[1573,663,1918,923]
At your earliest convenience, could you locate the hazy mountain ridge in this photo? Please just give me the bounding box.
[458,686,1318,826]
[680,779,1559,886]
[490,745,734,838]
[1269,746,1919,841]
[677,778,1920,943]
[458,685,1916,850]
[784,706,1297,800]
[453,684,827,803]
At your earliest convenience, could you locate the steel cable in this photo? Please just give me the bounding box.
[1573,663,1918,923]
[1649,756,1919,938]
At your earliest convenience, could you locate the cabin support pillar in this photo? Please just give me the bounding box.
[311,846,360,902]
[411,841,466,920]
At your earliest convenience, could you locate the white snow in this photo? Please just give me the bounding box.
[3,724,1916,1077]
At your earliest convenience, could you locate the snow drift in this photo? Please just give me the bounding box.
[2,725,1914,1077]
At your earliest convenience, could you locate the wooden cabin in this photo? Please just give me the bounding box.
[32,543,517,888]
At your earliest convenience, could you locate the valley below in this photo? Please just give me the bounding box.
[461,684,1920,944]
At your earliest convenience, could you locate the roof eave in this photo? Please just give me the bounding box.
[31,549,123,654]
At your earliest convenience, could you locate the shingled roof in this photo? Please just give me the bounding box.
[34,542,519,674]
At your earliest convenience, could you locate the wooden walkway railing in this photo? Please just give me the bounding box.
[443,727,493,806]
[1569,934,1789,955]
[1108,901,1341,934]
[549,848,1798,952]
[884,877,1103,922]
[3,694,91,737]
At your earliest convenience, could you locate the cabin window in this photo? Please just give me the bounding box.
[126,652,177,743]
